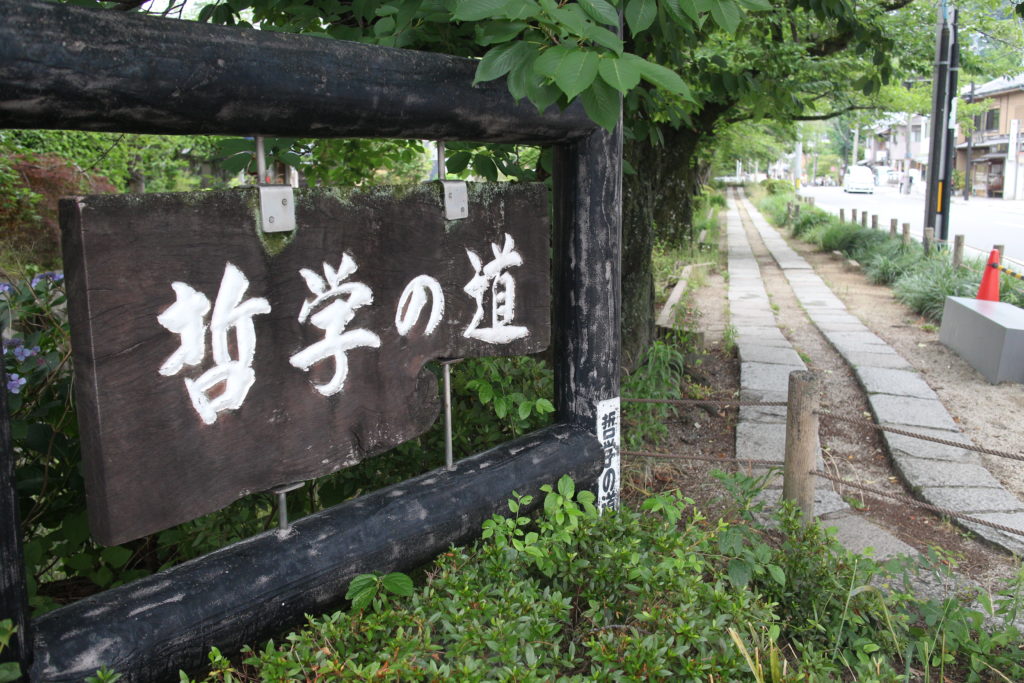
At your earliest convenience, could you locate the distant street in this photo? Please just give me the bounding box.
[798,185,1024,268]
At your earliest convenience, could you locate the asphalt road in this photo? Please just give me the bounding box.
[798,185,1024,268]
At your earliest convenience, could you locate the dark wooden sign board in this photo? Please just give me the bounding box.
[61,182,550,545]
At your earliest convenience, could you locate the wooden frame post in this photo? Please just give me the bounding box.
[783,370,819,526]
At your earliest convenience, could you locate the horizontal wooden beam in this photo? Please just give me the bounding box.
[0,0,596,144]
[30,424,602,682]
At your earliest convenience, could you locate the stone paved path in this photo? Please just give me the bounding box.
[729,190,1024,557]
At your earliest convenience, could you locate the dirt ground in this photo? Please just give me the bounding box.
[627,213,1024,589]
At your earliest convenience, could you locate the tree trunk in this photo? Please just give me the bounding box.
[620,127,705,368]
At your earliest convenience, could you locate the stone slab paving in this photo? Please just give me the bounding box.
[736,192,1024,556]
[726,193,854,534]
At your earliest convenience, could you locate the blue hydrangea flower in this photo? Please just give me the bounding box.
[0,282,11,294]
[6,374,26,394]
[2,338,24,354]
[12,345,39,362]
[30,271,63,288]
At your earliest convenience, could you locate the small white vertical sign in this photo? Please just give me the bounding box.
[595,397,621,510]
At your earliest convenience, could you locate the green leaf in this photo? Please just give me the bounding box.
[0,663,22,683]
[727,559,752,588]
[472,154,499,181]
[706,0,742,34]
[526,75,562,112]
[557,474,575,499]
[345,574,378,610]
[452,0,510,22]
[736,0,771,10]
[476,20,529,45]
[624,0,657,36]
[598,55,642,94]
[672,0,701,24]
[581,76,621,130]
[518,400,532,420]
[535,46,599,100]
[474,41,534,85]
[628,54,694,100]
[579,0,619,25]
[101,546,133,569]
[494,398,508,419]
[446,150,472,173]
[534,397,555,414]
[381,572,414,597]
[766,564,785,586]
[582,24,624,53]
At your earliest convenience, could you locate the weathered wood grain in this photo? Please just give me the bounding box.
[553,126,623,429]
[30,425,603,682]
[0,0,595,143]
[62,182,550,545]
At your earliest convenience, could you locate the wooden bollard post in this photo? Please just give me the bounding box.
[852,208,858,222]
[793,203,801,220]
[953,234,964,269]
[786,202,792,224]
[890,218,898,237]
[809,196,816,206]
[994,244,1005,257]
[860,211,868,228]
[902,222,911,245]
[839,208,845,223]
[783,370,819,526]
[923,227,934,255]
[871,214,878,230]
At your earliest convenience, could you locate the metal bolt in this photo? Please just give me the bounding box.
[281,198,288,206]
[268,216,275,224]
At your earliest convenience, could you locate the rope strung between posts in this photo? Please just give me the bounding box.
[811,471,1024,539]
[622,397,788,408]
[620,449,1024,539]
[622,450,780,467]
[622,397,1024,463]
[815,411,1024,464]
[992,262,1024,281]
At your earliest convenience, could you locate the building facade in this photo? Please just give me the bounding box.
[955,75,1024,200]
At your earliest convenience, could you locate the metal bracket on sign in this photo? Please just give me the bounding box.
[259,184,296,233]
[270,481,305,534]
[440,180,468,221]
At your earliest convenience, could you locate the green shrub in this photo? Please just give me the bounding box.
[622,341,687,449]
[186,475,1024,682]
[761,178,794,195]
[757,193,795,226]
[791,208,834,238]
[893,257,981,321]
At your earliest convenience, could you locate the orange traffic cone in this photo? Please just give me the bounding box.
[977,249,1001,302]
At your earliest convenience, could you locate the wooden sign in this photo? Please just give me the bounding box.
[61,183,550,545]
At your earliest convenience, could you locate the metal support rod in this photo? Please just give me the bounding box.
[437,140,446,181]
[255,135,267,184]
[443,361,454,470]
[270,482,304,534]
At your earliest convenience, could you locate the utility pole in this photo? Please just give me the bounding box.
[964,81,974,200]
[924,2,959,243]
[851,127,859,166]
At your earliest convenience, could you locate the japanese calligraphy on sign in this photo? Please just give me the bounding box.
[61,183,550,545]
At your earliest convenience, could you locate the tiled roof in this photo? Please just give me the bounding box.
[964,74,1024,99]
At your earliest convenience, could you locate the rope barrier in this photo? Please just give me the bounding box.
[816,411,1024,464]
[811,471,1024,539]
[623,397,787,408]
[622,450,779,467]
[993,263,1024,281]
[623,397,1024,463]
[619,449,1024,539]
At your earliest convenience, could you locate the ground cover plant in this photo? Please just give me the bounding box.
[752,189,1024,322]
[179,474,1024,682]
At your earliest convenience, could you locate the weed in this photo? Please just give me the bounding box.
[723,323,738,354]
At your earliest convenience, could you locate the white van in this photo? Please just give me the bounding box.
[843,165,875,194]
